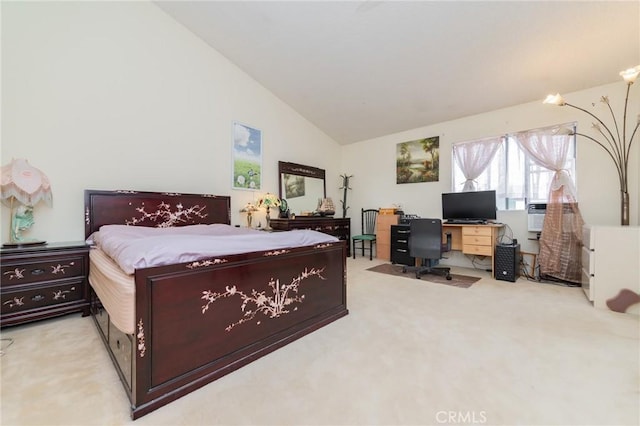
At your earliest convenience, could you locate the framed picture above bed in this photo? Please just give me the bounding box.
[232,121,263,191]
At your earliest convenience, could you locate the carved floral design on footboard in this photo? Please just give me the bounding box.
[201,267,326,331]
[186,258,228,269]
[137,319,146,358]
[126,202,208,227]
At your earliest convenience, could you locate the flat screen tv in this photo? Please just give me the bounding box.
[442,190,497,223]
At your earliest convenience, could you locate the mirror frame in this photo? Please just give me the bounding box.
[278,161,326,212]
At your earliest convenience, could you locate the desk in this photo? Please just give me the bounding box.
[442,223,504,278]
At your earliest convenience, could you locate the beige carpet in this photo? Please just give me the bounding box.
[1,258,639,426]
[366,263,480,288]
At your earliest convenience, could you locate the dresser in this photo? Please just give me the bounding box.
[269,217,351,257]
[1,242,90,327]
[581,225,640,314]
[376,214,399,261]
[390,225,414,266]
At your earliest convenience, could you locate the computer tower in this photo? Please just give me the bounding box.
[495,243,520,282]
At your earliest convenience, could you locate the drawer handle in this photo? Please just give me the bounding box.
[31,294,45,302]
[397,230,410,234]
[397,239,408,243]
[396,249,407,253]
[31,268,45,276]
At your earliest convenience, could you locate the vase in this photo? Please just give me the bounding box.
[247,213,253,228]
[621,191,630,226]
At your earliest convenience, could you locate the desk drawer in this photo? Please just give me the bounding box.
[391,247,414,266]
[462,235,492,246]
[462,244,492,256]
[462,226,493,237]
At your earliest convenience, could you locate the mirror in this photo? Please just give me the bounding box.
[278,161,326,216]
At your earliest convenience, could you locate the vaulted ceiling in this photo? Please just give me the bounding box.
[155,1,640,145]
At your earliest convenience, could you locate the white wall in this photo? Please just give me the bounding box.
[3,1,638,256]
[1,1,341,242]
[341,82,639,267]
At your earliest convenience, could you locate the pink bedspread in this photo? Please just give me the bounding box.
[90,224,339,274]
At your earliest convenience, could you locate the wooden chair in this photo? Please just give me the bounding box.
[352,208,379,260]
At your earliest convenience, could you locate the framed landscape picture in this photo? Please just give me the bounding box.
[232,122,262,190]
[283,173,305,198]
[396,136,440,184]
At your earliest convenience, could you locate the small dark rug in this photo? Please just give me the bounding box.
[366,263,481,288]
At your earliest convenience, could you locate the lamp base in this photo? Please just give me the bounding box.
[2,240,47,249]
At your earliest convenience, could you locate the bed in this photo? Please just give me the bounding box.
[84,189,348,419]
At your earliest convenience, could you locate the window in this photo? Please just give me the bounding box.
[452,126,576,210]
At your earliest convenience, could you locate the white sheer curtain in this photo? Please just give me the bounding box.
[515,124,584,283]
[453,137,503,191]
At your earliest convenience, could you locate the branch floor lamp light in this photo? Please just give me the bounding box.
[544,65,639,226]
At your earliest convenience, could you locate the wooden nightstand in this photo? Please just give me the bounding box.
[1,242,90,327]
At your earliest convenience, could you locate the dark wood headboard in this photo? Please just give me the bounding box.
[84,190,231,238]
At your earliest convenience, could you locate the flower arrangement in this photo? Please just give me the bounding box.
[257,193,281,229]
[239,202,258,228]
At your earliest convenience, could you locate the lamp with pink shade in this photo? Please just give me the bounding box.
[1,159,53,247]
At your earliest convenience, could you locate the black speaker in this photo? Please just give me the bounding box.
[495,243,520,282]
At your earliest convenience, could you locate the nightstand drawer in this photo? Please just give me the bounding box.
[1,255,85,286]
[1,242,90,327]
[1,279,84,314]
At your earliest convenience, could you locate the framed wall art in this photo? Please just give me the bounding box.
[232,121,262,190]
[282,173,305,199]
[396,136,440,184]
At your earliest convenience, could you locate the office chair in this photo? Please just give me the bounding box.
[402,218,452,280]
[352,208,379,260]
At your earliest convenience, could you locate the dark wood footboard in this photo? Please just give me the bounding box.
[132,241,347,419]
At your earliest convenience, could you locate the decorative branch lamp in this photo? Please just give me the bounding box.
[544,65,640,226]
[257,192,281,230]
[1,159,53,246]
